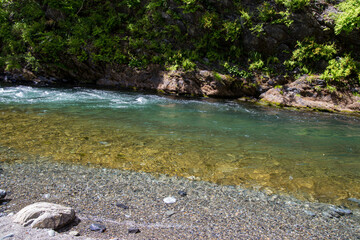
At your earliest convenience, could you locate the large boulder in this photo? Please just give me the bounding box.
[13,202,75,230]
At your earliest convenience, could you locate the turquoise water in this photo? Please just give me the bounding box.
[0,84,359,204]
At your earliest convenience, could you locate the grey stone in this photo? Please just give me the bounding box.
[178,190,187,197]
[128,227,140,234]
[116,203,129,209]
[13,202,75,230]
[0,190,6,199]
[89,223,106,232]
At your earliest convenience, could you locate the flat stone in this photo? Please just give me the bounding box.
[48,230,56,237]
[69,231,80,236]
[0,190,6,199]
[89,223,106,232]
[163,196,176,204]
[13,202,75,230]
[116,203,129,209]
[128,227,140,234]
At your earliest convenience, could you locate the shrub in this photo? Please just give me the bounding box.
[332,0,360,35]
[285,38,337,73]
[322,55,360,86]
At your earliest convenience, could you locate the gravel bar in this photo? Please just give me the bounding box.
[0,148,359,239]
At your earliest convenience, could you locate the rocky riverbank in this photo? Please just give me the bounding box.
[1,70,360,115]
[1,148,359,239]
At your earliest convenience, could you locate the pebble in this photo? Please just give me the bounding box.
[0,233,15,240]
[89,223,106,232]
[165,210,176,217]
[48,230,56,237]
[0,189,6,199]
[329,206,352,216]
[128,227,141,234]
[304,210,316,217]
[116,203,129,209]
[178,190,187,197]
[43,193,50,199]
[163,196,176,204]
[69,231,80,236]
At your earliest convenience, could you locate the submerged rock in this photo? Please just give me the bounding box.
[13,202,75,229]
[347,198,360,204]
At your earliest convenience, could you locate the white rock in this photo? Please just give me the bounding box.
[13,202,75,230]
[69,231,80,236]
[48,229,56,237]
[163,196,176,204]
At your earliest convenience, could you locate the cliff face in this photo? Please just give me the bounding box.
[0,0,359,113]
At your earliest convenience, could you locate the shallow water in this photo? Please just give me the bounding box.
[0,84,359,204]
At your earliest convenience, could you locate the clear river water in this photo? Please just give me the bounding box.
[0,84,359,205]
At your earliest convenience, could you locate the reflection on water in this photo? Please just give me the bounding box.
[0,85,360,205]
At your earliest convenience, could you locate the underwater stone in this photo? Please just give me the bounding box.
[348,198,360,204]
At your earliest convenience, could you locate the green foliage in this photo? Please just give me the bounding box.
[285,38,337,73]
[332,0,360,35]
[322,55,360,85]
[257,2,293,27]
[275,0,310,11]
[223,62,253,78]
[222,20,242,42]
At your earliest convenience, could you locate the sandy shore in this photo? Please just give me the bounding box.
[0,148,359,239]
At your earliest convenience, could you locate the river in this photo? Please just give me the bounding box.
[0,84,359,205]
